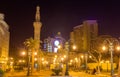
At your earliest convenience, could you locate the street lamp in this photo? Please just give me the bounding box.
[102,38,120,76]
[85,53,88,72]
[89,55,92,58]
[21,51,26,64]
[65,42,69,76]
[22,51,26,56]
[73,45,76,50]
[34,52,37,56]
[21,51,26,62]
[27,50,31,76]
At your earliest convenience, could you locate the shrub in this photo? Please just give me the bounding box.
[0,68,4,77]
[51,68,62,76]
[65,70,69,76]
[0,68,4,74]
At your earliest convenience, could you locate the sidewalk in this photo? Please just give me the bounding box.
[4,70,114,77]
[69,71,111,77]
[4,70,52,77]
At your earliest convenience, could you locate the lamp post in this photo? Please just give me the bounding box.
[109,42,114,76]
[27,50,31,76]
[85,53,88,72]
[102,38,120,76]
[65,42,69,76]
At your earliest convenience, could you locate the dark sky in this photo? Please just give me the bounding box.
[0,0,120,57]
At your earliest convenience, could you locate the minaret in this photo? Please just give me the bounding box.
[33,6,42,49]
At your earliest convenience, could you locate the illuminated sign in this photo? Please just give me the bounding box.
[54,40,59,46]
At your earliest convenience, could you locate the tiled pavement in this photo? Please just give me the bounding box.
[3,70,117,77]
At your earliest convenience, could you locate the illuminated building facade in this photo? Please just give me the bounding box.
[43,32,66,53]
[0,13,10,70]
[70,20,98,52]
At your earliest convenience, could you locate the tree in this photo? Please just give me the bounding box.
[88,36,111,73]
[24,37,39,73]
[24,37,38,50]
[88,49,102,73]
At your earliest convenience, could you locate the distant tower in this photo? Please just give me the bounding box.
[33,6,42,49]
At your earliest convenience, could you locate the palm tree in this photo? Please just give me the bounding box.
[24,37,39,73]
[24,37,38,50]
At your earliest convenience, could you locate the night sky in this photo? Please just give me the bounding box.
[0,0,120,57]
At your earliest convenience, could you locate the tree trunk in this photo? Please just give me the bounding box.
[118,56,120,76]
[32,51,35,73]
[97,61,100,74]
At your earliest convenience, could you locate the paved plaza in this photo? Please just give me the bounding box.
[3,70,117,77]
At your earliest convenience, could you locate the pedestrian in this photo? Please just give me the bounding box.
[92,68,96,75]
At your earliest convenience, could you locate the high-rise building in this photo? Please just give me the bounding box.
[70,20,98,52]
[0,13,10,70]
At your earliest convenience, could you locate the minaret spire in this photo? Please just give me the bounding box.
[33,5,42,71]
[35,6,40,22]
[33,5,42,45]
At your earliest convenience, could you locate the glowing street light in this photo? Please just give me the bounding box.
[75,57,78,61]
[34,52,37,55]
[116,46,120,51]
[22,51,26,56]
[73,45,76,50]
[19,60,22,63]
[70,60,73,63]
[42,58,44,61]
[81,55,84,59]
[55,55,57,58]
[89,55,92,58]
[61,57,64,61]
[10,57,13,60]
[58,45,61,49]
[34,58,37,61]
[102,46,106,51]
[64,55,66,58]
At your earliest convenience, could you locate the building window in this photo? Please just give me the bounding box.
[54,47,58,53]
